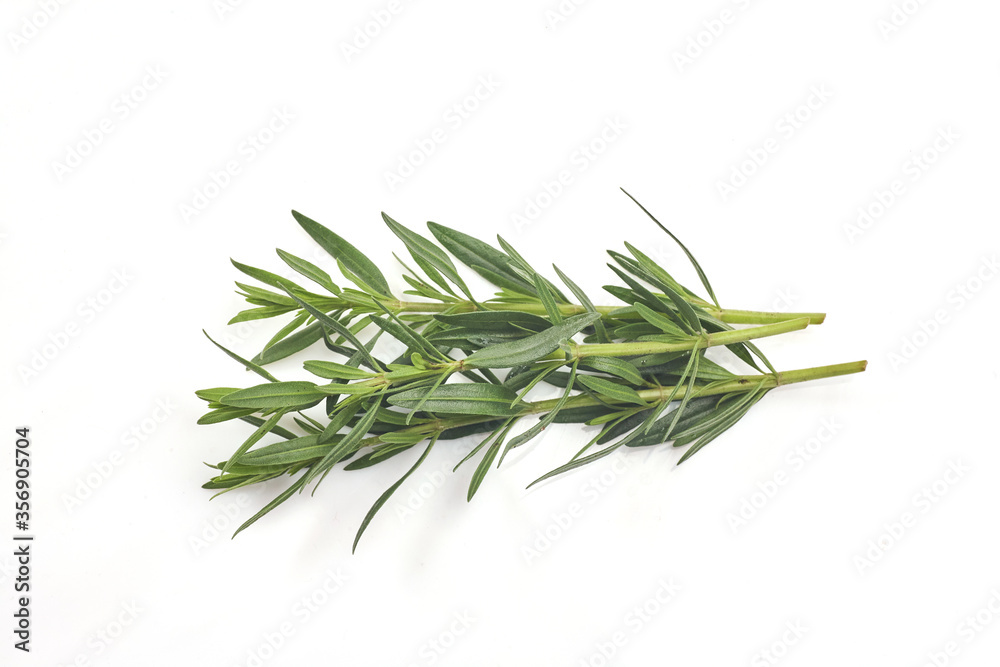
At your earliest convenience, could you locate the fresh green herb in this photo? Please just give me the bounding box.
[199,192,864,551]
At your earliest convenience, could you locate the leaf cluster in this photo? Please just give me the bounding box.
[198,191,844,551]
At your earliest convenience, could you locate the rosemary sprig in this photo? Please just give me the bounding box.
[198,192,865,551]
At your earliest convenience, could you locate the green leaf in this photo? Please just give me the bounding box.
[499,359,579,464]
[203,330,278,383]
[427,221,536,295]
[433,310,550,332]
[579,356,645,385]
[292,210,392,298]
[633,302,689,338]
[577,375,647,406]
[553,265,610,343]
[551,405,617,424]
[195,387,241,402]
[467,436,504,501]
[233,472,309,538]
[388,383,524,417]
[533,274,563,323]
[197,407,256,425]
[370,310,446,362]
[254,321,324,365]
[344,442,417,470]
[678,387,769,463]
[220,409,288,475]
[304,395,385,486]
[220,382,326,409]
[237,434,334,467]
[620,189,720,308]
[383,213,475,301]
[625,396,720,448]
[261,310,310,352]
[239,415,298,440]
[353,437,436,553]
[276,248,339,294]
[278,287,382,371]
[527,439,626,488]
[463,312,600,369]
[623,241,701,302]
[228,305,297,324]
[234,282,300,307]
[496,236,569,302]
[231,259,307,296]
[303,360,374,380]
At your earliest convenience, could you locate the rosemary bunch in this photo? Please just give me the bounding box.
[197,191,865,551]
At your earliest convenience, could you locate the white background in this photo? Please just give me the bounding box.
[2,1,999,665]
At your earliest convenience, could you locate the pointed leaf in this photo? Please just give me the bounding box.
[427,221,536,295]
[463,312,600,369]
[220,382,326,409]
[620,189,720,307]
[577,375,647,405]
[389,383,524,416]
[276,248,339,294]
[203,330,278,382]
[292,210,392,298]
[354,438,435,552]
[383,213,474,301]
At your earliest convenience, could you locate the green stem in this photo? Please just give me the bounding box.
[360,359,868,445]
[572,317,810,358]
[381,299,825,325]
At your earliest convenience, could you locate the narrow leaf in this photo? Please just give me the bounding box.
[620,188,720,308]
[463,312,600,369]
[427,221,536,295]
[577,375,648,405]
[292,210,392,298]
[389,383,524,417]
[354,437,436,552]
[203,330,278,382]
[220,382,326,409]
[276,248,339,294]
[383,213,475,301]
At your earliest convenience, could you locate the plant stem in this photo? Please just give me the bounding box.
[383,299,825,325]
[361,359,867,446]
[572,317,810,358]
